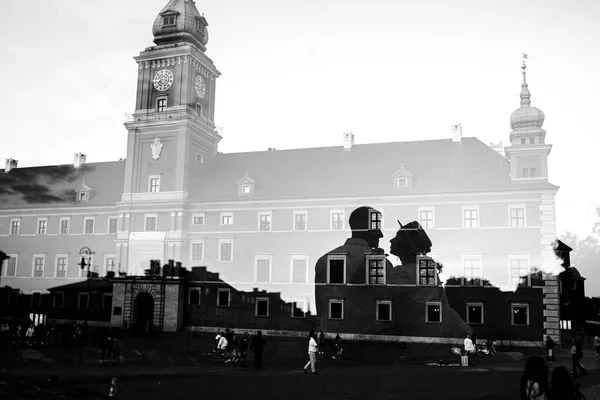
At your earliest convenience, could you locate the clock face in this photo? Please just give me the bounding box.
[153,69,174,91]
[195,75,206,98]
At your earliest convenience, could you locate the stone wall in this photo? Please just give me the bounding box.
[111,282,126,328]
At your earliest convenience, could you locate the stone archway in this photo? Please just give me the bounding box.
[133,292,154,332]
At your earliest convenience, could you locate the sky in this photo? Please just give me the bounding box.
[1,1,599,273]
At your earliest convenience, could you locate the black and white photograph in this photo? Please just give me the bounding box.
[1,0,599,398]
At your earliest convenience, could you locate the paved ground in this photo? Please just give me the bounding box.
[2,338,600,399]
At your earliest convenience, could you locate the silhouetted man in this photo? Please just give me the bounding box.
[251,331,266,369]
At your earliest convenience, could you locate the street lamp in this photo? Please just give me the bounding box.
[79,247,95,310]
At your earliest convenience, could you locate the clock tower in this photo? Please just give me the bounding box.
[117,0,221,275]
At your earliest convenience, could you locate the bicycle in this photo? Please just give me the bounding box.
[476,343,498,356]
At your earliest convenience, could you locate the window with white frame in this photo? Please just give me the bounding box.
[53,291,64,308]
[242,185,250,194]
[462,256,482,286]
[396,177,408,188]
[255,297,270,317]
[329,299,344,320]
[189,288,201,306]
[418,207,435,229]
[217,288,230,307]
[293,211,307,231]
[32,255,45,278]
[417,257,437,286]
[192,214,205,226]
[105,257,116,273]
[220,212,234,225]
[190,242,204,262]
[3,254,17,277]
[369,210,382,230]
[463,206,479,228]
[425,301,442,323]
[78,292,89,309]
[196,152,204,164]
[218,239,234,262]
[157,97,167,112]
[145,214,157,232]
[509,205,526,227]
[291,255,308,283]
[327,254,346,284]
[509,255,530,287]
[55,255,68,278]
[366,255,386,285]
[466,302,484,324]
[10,219,20,235]
[31,291,42,307]
[259,213,272,231]
[108,217,118,234]
[291,299,306,318]
[149,175,161,193]
[59,218,70,235]
[255,256,271,283]
[37,218,47,235]
[84,217,95,234]
[331,211,345,230]
[376,300,392,321]
[511,303,529,325]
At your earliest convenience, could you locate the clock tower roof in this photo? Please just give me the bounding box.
[152,0,210,51]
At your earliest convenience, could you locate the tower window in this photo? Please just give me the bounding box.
[196,103,202,116]
[520,138,526,144]
[157,98,167,112]
[529,137,535,144]
[163,15,176,26]
[149,176,160,193]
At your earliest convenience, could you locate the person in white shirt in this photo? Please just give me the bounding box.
[217,332,228,362]
[464,333,476,366]
[303,329,319,374]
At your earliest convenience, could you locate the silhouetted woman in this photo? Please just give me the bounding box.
[519,356,549,400]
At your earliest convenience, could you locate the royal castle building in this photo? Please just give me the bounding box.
[0,0,563,344]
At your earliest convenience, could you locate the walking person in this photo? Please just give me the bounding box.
[594,333,600,361]
[332,333,343,360]
[318,331,325,355]
[303,329,319,375]
[250,330,266,370]
[239,332,249,368]
[217,331,228,362]
[519,356,549,400]
[571,338,587,377]
[545,336,555,362]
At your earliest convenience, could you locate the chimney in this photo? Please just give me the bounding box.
[490,141,503,155]
[74,153,87,168]
[343,132,354,150]
[451,124,462,143]
[4,158,18,173]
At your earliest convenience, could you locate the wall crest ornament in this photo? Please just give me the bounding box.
[151,137,164,160]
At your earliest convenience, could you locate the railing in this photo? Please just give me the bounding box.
[124,108,215,127]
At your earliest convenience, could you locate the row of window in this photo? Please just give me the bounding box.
[7,217,117,236]
[197,287,531,325]
[1,254,116,278]
[5,290,113,311]
[4,204,530,237]
[190,205,528,231]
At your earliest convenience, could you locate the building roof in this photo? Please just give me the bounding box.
[47,278,114,292]
[0,161,125,208]
[0,138,558,209]
[190,137,559,202]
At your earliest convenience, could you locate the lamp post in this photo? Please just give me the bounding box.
[79,247,95,309]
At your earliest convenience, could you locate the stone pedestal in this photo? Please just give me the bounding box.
[543,273,561,344]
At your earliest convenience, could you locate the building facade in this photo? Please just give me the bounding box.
[0,0,562,344]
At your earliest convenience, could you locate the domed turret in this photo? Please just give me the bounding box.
[509,62,546,141]
[152,0,209,51]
